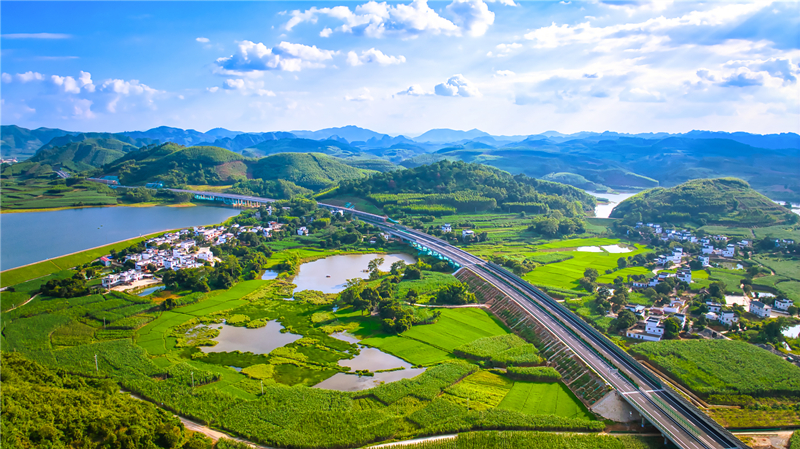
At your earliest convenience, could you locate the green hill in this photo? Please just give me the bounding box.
[610,178,795,226]
[29,138,139,171]
[0,125,75,159]
[541,172,609,192]
[250,153,372,190]
[332,160,596,216]
[101,144,371,191]
[243,138,360,158]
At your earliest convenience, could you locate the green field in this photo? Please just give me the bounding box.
[631,340,800,397]
[359,308,510,365]
[524,243,648,290]
[498,382,593,420]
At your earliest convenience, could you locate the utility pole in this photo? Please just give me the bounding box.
[191,372,195,389]
[260,380,263,395]
[94,354,98,373]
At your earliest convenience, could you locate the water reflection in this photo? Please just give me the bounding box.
[293,253,417,293]
[314,369,427,392]
[200,321,302,354]
[585,191,638,219]
[137,285,165,297]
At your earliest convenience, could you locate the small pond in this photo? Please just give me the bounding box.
[783,324,800,339]
[200,320,302,354]
[261,270,279,280]
[601,245,632,253]
[293,253,417,294]
[313,332,426,392]
[576,246,604,252]
[137,285,165,297]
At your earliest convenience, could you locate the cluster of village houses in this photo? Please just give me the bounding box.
[441,223,475,238]
[100,222,283,288]
[623,222,794,342]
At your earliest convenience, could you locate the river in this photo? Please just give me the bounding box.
[1,206,240,270]
[585,191,638,218]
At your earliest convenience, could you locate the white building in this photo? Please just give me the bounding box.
[663,300,685,314]
[626,317,664,342]
[749,301,772,318]
[441,223,452,233]
[673,313,687,329]
[698,255,710,267]
[702,244,715,255]
[706,302,723,313]
[774,298,794,311]
[297,227,309,236]
[677,268,692,283]
[462,229,475,238]
[722,244,736,258]
[645,317,665,336]
[719,311,738,325]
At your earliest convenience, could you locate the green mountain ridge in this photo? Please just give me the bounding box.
[30,138,140,172]
[610,177,796,226]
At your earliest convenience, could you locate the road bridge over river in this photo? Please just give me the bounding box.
[153,187,747,449]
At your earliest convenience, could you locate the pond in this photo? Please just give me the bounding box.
[293,253,417,294]
[1,205,241,270]
[200,321,302,354]
[137,285,165,297]
[576,246,604,252]
[783,324,800,339]
[585,191,638,219]
[313,332,426,392]
[261,270,279,280]
[576,245,631,253]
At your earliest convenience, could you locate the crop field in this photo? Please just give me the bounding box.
[754,255,800,281]
[498,382,593,420]
[359,308,509,365]
[524,244,648,290]
[443,371,514,410]
[394,430,661,449]
[631,340,800,397]
[454,334,541,366]
[536,238,629,250]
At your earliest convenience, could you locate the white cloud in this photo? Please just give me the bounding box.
[485,0,517,6]
[196,37,210,43]
[216,40,337,73]
[346,48,407,66]
[51,75,81,93]
[345,88,374,101]
[98,78,160,112]
[284,0,460,39]
[434,74,480,97]
[724,57,798,84]
[16,71,45,83]
[1,73,11,83]
[523,2,768,51]
[446,0,495,37]
[620,87,665,102]
[2,33,71,39]
[320,27,333,38]
[78,71,95,92]
[207,86,220,93]
[396,84,431,96]
[221,78,276,96]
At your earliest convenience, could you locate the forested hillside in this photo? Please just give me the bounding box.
[1,125,75,159]
[29,137,140,171]
[332,161,596,216]
[249,152,371,190]
[610,178,796,226]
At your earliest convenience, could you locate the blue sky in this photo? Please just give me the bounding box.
[1,1,798,136]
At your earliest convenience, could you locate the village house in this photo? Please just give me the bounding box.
[663,299,686,314]
[749,300,772,318]
[698,255,710,267]
[297,226,309,236]
[706,302,723,313]
[100,256,113,267]
[441,223,452,233]
[677,267,692,283]
[672,313,687,329]
[718,310,738,325]
[626,316,664,342]
[774,298,794,311]
[722,244,736,258]
[624,304,646,317]
[462,229,475,238]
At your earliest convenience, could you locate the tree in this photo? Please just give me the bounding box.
[403,265,422,280]
[584,268,599,282]
[614,310,637,332]
[617,257,628,269]
[759,317,790,344]
[390,260,407,276]
[597,286,611,300]
[436,283,476,305]
[663,317,681,339]
[788,305,798,316]
[367,257,385,273]
[708,281,727,299]
[406,289,419,304]
[578,277,596,293]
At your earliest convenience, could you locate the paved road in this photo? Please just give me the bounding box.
[154,187,746,449]
[384,226,745,449]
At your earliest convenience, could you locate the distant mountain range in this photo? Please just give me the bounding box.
[3,124,799,201]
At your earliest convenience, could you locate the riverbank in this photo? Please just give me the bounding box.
[0,230,175,288]
[1,201,200,214]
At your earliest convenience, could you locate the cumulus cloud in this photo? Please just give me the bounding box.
[434,74,480,97]
[284,0,463,39]
[346,48,406,66]
[51,74,81,93]
[725,58,798,84]
[396,84,431,96]
[320,28,333,38]
[15,71,46,83]
[216,40,337,73]
[207,86,220,93]
[78,71,95,92]
[446,0,495,37]
[720,70,764,88]
[196,37,210,43]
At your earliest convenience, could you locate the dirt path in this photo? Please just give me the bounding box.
[6,293,39,311]
[177,416,273,448]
